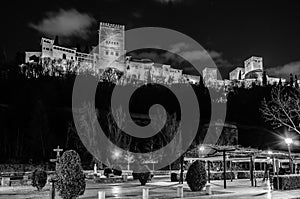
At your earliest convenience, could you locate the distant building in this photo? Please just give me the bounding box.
[25,52,41,63]
[202,67,217,84]
[229,67,244,80]
[244,56,263,75]
[98,22,125,72]
[24,21,287,87]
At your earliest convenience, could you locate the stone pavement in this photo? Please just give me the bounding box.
[56,178,300,199]
[0,177,300,198]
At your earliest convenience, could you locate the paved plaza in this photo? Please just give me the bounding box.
[0,177,299,199]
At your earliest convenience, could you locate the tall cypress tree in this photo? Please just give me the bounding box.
[290,73,294,87]
[262,71,267,86]
[295,75,299,88]
[278,78,282,87]
[54,36,59,45]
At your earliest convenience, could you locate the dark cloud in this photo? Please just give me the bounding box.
[29,9,96,40]
[128,42,231,76]
[266,61,300,78]
[154,0,184,4]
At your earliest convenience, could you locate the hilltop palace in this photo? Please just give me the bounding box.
[24,22,286,87]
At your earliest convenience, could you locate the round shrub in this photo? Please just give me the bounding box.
[104,167,113,178]
[171,172,178,182]
[138,172,151,185]
[138,166,153,185]
[31,168,47,191]
[132,172,139,180]
[186,160,207,191]
[56,150,86,199]
[113,166,122,176]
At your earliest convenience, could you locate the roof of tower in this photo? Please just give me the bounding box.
[99,22,125,30]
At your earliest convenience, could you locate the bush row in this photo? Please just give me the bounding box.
[273,174,300,190]
[171,170,265,181]
[209,172,235,180]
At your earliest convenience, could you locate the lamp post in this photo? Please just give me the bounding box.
[284,138,293,174]
[268,150,279,189]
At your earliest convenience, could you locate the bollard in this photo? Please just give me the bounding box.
[122,174,128,182]
[98,191,105,199]
[1,177,10,187]
[177,185,183,198]
[142,188,149,199]
[206,184,212,195]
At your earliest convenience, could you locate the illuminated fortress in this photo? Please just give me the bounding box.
[23,22,286,86]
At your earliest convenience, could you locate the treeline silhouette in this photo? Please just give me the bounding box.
[0,72,296,165]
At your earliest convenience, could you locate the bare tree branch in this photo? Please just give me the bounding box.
[260,86,300,134]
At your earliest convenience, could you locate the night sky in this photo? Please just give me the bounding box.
[1,0,300,78]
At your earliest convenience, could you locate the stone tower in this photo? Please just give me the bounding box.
[98,22,125,72]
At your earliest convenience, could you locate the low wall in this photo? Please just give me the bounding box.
[0,164,53,173]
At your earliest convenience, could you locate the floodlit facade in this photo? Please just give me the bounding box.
[229,67,245,80]
[244,56,263,75]
[23,22,201,84]
[202,67,217,84]
[23,21,288,87]
[98,22,125,72]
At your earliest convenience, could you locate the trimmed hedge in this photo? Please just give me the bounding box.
[237,171,264,179]
[56,150,86,199]
[208,171,264,180]
[170,171,187,182]
[273,174,300,190]
[186,160,207,191]
[237,171,251,179]
[113,166,122,176]
[31,168,47,191]
[171,173,178,182]
[104,168,113,178]
[210,172,234,180]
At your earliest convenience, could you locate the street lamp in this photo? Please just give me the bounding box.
[112,149,121,160]
[199,146,205,152]
[284,138,293,174]
[285,138,293,145]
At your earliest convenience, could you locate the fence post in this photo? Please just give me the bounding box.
[98,191,105,199]
[177,185,183,198]
[206,184,212,195]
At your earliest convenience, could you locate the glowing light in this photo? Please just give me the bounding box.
[268,150,273,155]
[285,138,293,145]
[199,146,205,152]
[112,149,121,159]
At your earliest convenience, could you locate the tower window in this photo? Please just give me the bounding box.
[62,54,66,59]
[105,51,109,55]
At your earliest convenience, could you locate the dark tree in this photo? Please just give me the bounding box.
[295,75,299,88]
[76,43,82,53]
[262,71,267,86]
[0,45,7,65]
[261,86,300,135]
[238,70,242,80]
[278,78,282,87]
[54,36,59,45]
[290,73,294,87]
[83,46,91,54]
